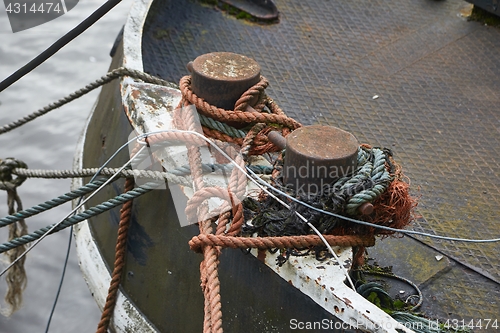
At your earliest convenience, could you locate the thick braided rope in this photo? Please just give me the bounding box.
[180,105,223,333]
[189,234,375,253]
[12,167,191,186]
[345,148,393,215]
[214,125,267,236]
[199,113,247,138]
[202,127,244,146]
[96,178,135,333]
[216,145,248,236]
[179,76,301,130]
[172,74,378,333]
[233,78,268,111]
[240,123,266,162]
[12,164,271,180]
[186,186,244,224]
[145,130,207,147]
[265,97,286,115]
[0,179,106,228]
[0,68,176,135]
[0,182,157,254]
[0,158,28,191]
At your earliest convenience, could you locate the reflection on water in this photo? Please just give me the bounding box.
[0,0,132,332]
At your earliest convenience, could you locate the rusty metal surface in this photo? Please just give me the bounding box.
[141,0,500,322]
[188,52,261,110]
[283,125,359,190]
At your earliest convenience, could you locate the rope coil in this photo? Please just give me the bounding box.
[179,75,301,156]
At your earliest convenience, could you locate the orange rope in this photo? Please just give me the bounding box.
[189,234,375,253]
[179,76,302,131]
[96,178,134,333]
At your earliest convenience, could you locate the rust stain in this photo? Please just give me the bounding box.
[343,297,352,306]
[131,89,141,99]
[257,249,266,262]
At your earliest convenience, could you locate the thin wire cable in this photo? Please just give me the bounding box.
[245,167,500,243]
[0,145,146,278]
[44,225,72,333]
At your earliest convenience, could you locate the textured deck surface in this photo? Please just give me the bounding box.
[141,0,500,326]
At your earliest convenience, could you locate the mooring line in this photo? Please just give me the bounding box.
[0,145,146,278]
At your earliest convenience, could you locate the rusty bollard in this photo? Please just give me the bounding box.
[269,125,374,216]
[187,52,261,111]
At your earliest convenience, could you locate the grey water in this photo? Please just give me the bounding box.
[0,0,133,331]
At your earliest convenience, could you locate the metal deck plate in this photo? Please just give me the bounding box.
[142,0,500,321]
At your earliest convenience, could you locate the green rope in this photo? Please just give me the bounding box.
[0,178,107,228]
[0,182,158,254]
[345,147,393,215]
[198,113,247,138]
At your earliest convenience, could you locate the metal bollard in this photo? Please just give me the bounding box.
[269,125,373,215]
[186,52,261,111]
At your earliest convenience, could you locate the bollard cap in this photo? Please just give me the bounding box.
[188,52,261,110]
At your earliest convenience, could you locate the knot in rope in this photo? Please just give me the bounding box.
[0,158,28,191]
[178,75,301,156]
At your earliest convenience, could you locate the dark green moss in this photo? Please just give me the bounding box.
[198,0,278,24]
[469,6,500,27]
